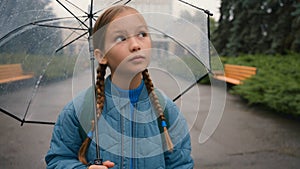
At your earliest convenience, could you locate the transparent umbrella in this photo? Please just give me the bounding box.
[0,0,129,125]
[0,0,226,165]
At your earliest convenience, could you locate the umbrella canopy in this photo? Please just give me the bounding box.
[0,0,226,143]
[0,0,126,125]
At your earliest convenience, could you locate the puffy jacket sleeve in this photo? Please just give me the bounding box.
[45,102,87,169]
[164,101,194,169]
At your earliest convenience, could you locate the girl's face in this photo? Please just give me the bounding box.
[99,10,152,77]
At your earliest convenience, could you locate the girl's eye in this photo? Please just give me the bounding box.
[115,36,126,43]
[137,32,148,38]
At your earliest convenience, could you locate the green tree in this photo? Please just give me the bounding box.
[291,3,300,52]
[0,0,62,55]
[213,0,300,56]
[212,0,233,56]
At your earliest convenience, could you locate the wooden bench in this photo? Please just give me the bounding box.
[0,64,34,84]
[213,64,257,85]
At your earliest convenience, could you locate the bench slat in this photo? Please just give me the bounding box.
[225,67,257,73]
[0,64,34,84]
[0,64,24,78]
[213,64,257,85]
[0,75,34,84]
[224,64,257,71]
[225,71,256,80]
[214,75,242,85]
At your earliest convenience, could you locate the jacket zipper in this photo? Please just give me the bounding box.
[132,103,137,169]
[122,103,136,169]
[121,110,124,169]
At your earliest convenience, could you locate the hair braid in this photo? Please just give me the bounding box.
[142,69,174,151]
[96,64,107,117]
[78,64,107,164]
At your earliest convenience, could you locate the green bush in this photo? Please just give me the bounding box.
[225,53,300,117]
[159,55,208,82]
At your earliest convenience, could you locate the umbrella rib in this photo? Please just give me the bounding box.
[61,28,83,45]
[65,0,88,15]
[55,32,88,52]
[60,16,90,43]
[150,2,214,102]
[0,24,29,43]
[178,0,213,16]
[22,99,56,125]
[0,16,87,44]
[0,107,23,123]
[30,16,87,26]
[0,107,55,125]
[124,0,131,5]
[30,16,86,25]
[56,0,89,28]
[22,120,55,125]
[148,26,212,101]
[33,23,87,31]
[93,0,124,15]
[173,73,208,102]
[33,16,90,37]
[149,26,208,69]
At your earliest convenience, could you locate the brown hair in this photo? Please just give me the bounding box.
[78,5,173,165]
[92,5,138,51]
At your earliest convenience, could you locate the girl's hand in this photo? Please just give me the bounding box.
[88,161,115,169]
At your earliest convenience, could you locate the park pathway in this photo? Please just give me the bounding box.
[0,72,300,169]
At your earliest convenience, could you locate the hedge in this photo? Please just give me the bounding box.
[0,53,77,82]
[224,53,300,117]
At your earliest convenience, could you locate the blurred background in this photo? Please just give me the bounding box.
[0,0,299,168]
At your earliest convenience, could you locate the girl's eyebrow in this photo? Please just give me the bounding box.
[111,30,126,34]
[136,25,148,30]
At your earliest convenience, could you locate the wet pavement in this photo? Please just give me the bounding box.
[0,76,300,169]
[191,85,300,169]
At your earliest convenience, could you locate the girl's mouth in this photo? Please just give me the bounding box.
[129,55,145,62]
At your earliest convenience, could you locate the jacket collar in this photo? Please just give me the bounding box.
[104,75,149,106]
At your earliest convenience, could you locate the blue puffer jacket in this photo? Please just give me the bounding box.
[45,77,194,169]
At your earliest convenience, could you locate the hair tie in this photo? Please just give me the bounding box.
[161,120,167,128]
[87,131,93,138]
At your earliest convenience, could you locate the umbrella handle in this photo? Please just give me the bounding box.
[94,158,103,165]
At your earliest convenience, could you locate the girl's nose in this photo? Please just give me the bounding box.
[129,37,141,52]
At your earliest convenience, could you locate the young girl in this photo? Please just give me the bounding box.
[45,5,193,169]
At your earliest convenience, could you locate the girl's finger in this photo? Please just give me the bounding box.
[102,160,115,168]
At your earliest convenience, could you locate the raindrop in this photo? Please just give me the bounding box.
[267,8,272,14]
[279,0,284,7]
[262,31,267,36]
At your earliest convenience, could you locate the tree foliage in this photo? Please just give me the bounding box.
[0,0,62,55]
[213,0,300,56]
